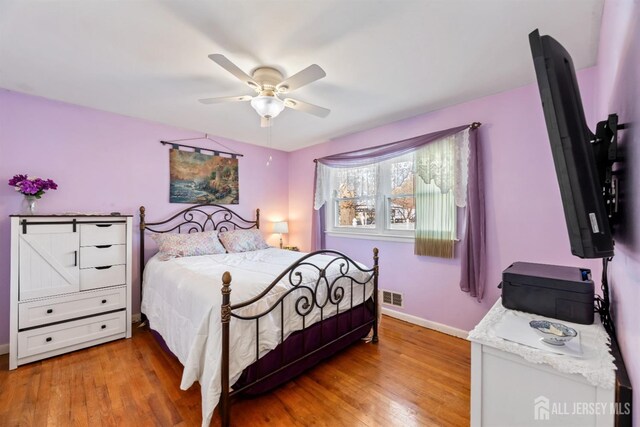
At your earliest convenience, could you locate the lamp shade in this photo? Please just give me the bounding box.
[273,221,289,234]
[251,96,285,118]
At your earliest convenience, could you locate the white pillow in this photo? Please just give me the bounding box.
[218,229,270,253]
[151,230,226,259]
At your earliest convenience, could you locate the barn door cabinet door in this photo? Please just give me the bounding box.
[19,223,80,300]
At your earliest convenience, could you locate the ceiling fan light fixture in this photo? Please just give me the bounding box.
[204,54,330,121]
[251,95,285,118]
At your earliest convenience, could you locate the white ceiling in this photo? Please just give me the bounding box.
[0,0,603,151]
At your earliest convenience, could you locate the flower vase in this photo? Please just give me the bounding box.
[22,196,37,215]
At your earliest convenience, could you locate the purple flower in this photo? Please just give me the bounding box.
[45,179,58,190]
[18,180,39,195]
[8,173,58,197]
[8,174,28,186]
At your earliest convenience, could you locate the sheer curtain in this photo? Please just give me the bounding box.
[414,137,456,258]
[414,130,468,258]
[414,179,456,257]
[312,124,486,300]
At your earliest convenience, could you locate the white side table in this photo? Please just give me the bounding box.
[469,299,616,427]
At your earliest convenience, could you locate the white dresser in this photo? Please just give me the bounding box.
[469,299,618,427]
[9,215,133,370]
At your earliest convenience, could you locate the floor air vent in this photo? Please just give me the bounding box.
[381,290,403,307]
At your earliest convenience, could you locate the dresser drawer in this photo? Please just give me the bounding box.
[80,223,126,246]
[18,286,127,329]
[80,245,126,268]
[80,265,126,291]
[17,311,126,359]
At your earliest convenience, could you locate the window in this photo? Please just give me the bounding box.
[316,130,467,257]
[387,158,415,231]
[326,149,458,242]
[333,164,378,229]
[327,154,424,238]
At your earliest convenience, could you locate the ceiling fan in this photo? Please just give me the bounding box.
[199,54,330,127]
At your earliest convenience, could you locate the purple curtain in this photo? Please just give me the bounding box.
[311,124,486,302]
[459,128,486,301]
[316,125,469,167]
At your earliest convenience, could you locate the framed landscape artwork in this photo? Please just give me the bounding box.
[169,149,239,204]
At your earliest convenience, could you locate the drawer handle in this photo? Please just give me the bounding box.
[45,337,52,343]
[46,308,53,314]
[95,266,113,270]
[101,299,107,304]
[96,224,113,228]
[101,325,107,330]
[95,245,112,249]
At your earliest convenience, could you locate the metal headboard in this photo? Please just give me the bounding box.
[138,203,260,321]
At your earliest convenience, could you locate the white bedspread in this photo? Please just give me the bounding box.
[141,248,373,426]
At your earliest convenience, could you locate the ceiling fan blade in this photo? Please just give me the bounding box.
[276,64,326,93]
[261,117,272,128]
[208,54,259,89]
[283,98,330,118]
[198,95,253,104]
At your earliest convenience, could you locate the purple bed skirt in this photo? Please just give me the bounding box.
[150,298,375,396]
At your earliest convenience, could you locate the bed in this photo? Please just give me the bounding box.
[138,204,379,427]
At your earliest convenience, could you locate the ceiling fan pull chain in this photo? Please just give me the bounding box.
[266,125,272,167]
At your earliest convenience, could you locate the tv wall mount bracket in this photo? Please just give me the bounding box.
[591,113,627,224]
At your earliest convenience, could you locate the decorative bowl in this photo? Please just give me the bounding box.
[529,320,578,346]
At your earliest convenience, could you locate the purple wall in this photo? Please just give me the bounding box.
[288,68,601,332]
[0,89,289,345]
[596,1,640,424]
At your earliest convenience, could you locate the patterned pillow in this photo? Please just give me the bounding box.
[218,229,270,253]
[151,230,226,259]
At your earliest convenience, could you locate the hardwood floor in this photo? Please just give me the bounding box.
[0,316,470,426]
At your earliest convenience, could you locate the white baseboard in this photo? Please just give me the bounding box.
[381,307,469,339]
[0,343,8,356]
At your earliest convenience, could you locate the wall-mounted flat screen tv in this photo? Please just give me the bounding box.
[529,29,614,259]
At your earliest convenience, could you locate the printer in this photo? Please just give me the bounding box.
[501,262,594,325]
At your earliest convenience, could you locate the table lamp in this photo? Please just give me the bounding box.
[273,221,289,249]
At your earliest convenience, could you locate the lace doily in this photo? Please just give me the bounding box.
[468,299,616,389]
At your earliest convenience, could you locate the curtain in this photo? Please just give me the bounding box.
[314,124,470,211]
[414,137,458,257]
[459,128,486,301]
[415,130,469,208]
[311,124,485,301]
[311,165,326,251]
